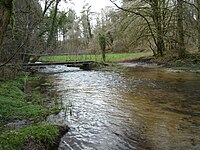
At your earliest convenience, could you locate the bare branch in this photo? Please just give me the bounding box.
[43,0,55,16]
[183,0,198,11]
[109,0,157,46]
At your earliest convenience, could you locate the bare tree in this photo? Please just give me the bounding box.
[177,0,186,58]
[110,0,167,56]
[81,3,93,47]
[30,0,61,62]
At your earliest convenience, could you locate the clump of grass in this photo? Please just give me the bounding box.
[0,82,25,100]
[24,76,61,114]
[0,123,59,150]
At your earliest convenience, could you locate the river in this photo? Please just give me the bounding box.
[38,64,200,150]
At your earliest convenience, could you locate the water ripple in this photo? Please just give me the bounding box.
[41,65,200,150]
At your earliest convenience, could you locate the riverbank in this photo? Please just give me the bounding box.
[0,72,68,150]
[39,51,200,73]
[115,53,200,73]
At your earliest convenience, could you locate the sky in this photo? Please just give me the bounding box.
[59,0,116,15]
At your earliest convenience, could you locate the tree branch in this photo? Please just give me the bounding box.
[0,21,32,67]
[0,38,27,67]
[183,0,198,11]
[109,0,157,46]
[43,0,55,16]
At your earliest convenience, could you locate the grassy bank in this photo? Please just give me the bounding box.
[119,52,200,73]
[0,124,59,150]
[39,52,152,62]
[153,53,200,72]
[0,74,64,150]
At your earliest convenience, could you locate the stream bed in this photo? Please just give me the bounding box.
[38,64,200,150]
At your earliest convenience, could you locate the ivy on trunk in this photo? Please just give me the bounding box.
[0,0,14,51]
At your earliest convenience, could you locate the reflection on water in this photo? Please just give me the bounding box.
[40,65,200,150]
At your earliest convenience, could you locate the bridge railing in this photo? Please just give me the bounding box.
[18,50,104,63]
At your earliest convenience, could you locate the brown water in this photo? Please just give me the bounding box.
[40,65,200,150]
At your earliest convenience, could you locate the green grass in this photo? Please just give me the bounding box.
[0,75,62,149]
[39,52,152,62]
[0,78,49,125]
[0,123,59,150]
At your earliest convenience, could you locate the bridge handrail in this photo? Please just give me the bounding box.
[17,52,92,56]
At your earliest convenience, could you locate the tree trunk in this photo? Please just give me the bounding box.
[30,0,60,63]
[177,0,186,58]
[197,0,200,52]
[99,33,106,63]
[0,0,13,51]
[151,0,165,56]
[86,11,92,39]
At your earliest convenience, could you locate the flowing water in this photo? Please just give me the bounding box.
[39,64,200,150]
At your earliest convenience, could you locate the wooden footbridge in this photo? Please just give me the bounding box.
[24,61,97,70]
[21,52,103,70]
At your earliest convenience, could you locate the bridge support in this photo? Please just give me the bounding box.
[80,63,91,70]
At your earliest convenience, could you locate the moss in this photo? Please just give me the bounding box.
[0,82,48,124]
[0,123,59,150]
[1,0,14,21]
[1,0,15,37]
[0,74,64,149]
[0,74,60,125]
[0,82,25,100]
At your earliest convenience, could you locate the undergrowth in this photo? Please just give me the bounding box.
[155,52,200,72]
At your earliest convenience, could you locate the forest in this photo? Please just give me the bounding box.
[0,0,200,150]
[0,0,200,66]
